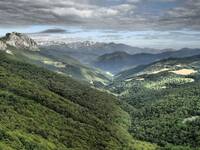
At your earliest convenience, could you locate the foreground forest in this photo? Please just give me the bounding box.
[110,56,200,149]
[0,52,157,150]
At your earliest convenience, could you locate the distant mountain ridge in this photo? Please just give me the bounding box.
[38,41,160,64]
[94,48,200,74]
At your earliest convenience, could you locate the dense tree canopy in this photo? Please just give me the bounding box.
[0,52,156,150]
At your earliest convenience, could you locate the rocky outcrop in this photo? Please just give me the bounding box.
[5,32,39,51]
[0,41,7,50]
[0,32,39,51]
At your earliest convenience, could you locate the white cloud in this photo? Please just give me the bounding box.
[53,7,93,18]
[126,0,141,3]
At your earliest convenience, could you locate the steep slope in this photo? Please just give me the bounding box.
[0,51,157,150]
[94,48,200,74]
[0,33,111,86]
[109,55,200,149]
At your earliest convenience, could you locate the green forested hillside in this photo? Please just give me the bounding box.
[0,32,111,87]
[110,56,200,149]
[0,51,157,150]
[7,47,111,87]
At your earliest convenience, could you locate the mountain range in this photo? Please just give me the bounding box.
[0,32,111,87]
[94,48,200,74]
[38,41,163,65]
[38,39,200,75]
[1,32,200,149]
[0,32,158,150]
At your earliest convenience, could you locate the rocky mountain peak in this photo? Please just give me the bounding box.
[0,32,39,51]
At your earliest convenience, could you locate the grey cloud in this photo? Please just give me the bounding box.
[159,0,200,30]
[38,28,67,34]
[0,0,199,31]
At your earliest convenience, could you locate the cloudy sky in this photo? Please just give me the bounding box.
[0,0,200,49]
